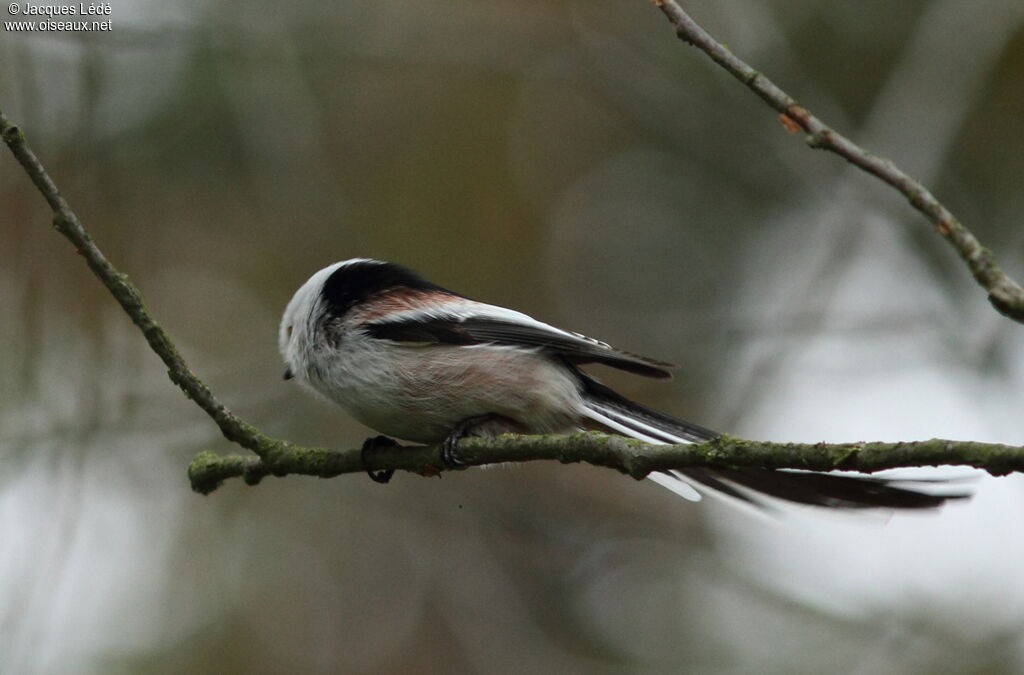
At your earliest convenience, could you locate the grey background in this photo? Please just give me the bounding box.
[3,1,1024,672]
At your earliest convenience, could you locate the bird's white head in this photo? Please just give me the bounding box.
[278,259,377,381]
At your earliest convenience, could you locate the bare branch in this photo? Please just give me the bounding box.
[650,0,1024,323]
[0,107,283,462]
[188,432,1022,495]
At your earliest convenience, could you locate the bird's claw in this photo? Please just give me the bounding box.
[361,435,397,484]
[440,414,498,469]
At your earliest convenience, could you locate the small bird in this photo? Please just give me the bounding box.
[279,258,964,509]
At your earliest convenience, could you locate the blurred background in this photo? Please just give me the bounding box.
[3,0,1024,672]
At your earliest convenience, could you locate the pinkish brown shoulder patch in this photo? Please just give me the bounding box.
[350,289,459,321]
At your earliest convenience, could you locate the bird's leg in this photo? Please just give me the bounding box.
[441,414,501,469]
[361,435,398,484]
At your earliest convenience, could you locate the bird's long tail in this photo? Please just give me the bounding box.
[578,375,968,509]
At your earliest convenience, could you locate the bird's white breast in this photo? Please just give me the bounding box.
[302,329,586,443]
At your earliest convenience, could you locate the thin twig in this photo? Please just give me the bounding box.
[651,0,1024,323]
[0,108,287,465]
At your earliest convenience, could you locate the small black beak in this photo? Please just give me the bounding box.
[283,368,294,381]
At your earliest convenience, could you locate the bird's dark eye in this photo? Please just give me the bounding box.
[286,325,293,339]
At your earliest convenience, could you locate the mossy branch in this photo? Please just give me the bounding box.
[188,433,1021,496]
[0,107,275,458]
[650,0,1024,323]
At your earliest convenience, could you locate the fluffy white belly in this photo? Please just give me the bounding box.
[307,340,586,443]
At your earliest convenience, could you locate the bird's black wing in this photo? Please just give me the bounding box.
[365,314,674,379]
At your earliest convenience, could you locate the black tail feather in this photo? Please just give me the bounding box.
[697,468,964,510]
[578,373,970,510]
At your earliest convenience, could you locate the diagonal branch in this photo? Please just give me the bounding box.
[0,108,289,468]
[651,0,1024,323]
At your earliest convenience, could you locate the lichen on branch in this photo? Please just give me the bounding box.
[186,433,1022,495]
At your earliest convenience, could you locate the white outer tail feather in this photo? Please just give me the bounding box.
[582,399,714,503]
[580,396,966,510]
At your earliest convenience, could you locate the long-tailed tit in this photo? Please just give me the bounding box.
[280,258,966,509]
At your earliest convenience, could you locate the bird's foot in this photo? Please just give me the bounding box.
[440,414,499,469]
[361,435,398,484]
